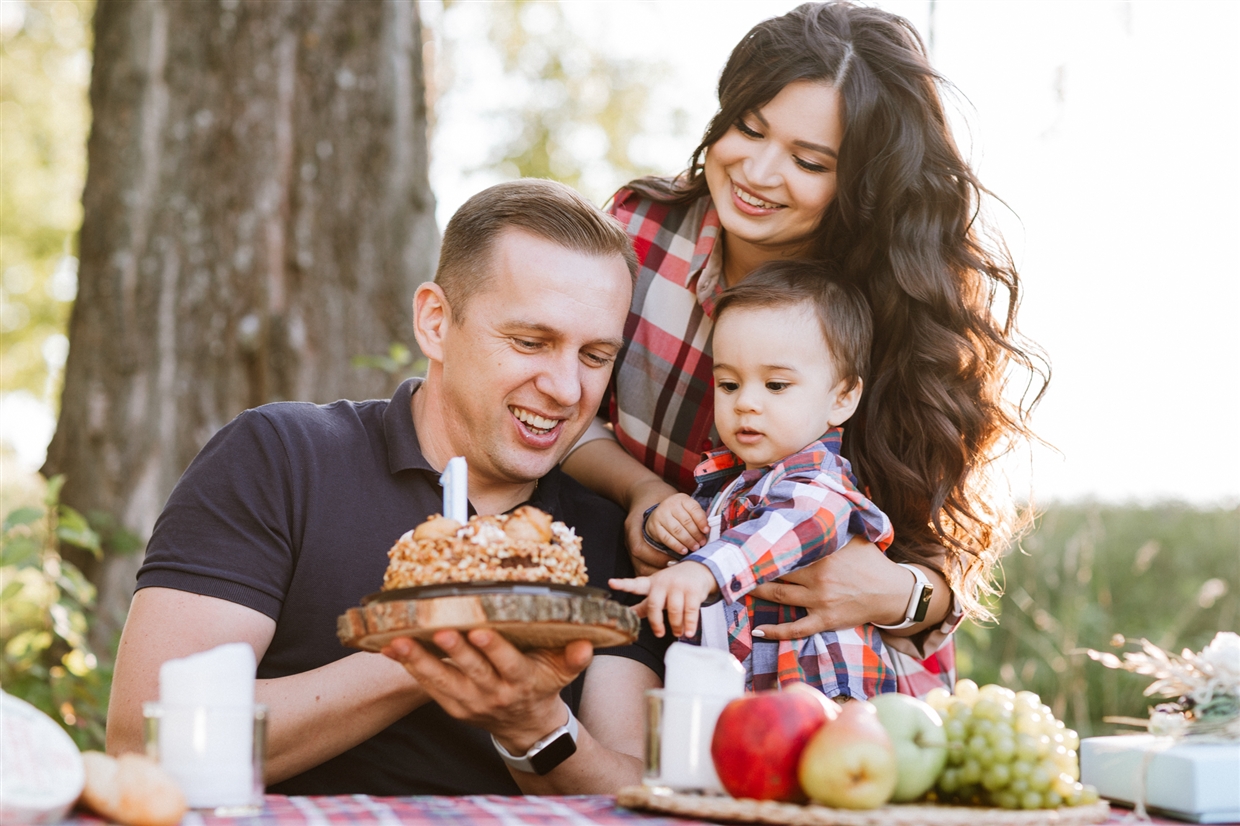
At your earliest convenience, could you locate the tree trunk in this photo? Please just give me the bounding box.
[43,0,437,652]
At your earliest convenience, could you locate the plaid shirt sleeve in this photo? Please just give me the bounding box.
[684,467,894,605]
[605,189,722,493]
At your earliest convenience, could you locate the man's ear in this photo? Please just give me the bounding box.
[412,282,451,364]
[827,376,863,427]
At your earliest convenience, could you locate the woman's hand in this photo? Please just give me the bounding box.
[748,537,950,638]
[624,477,683,575]
[560,436,681,576]
[644,493,709,556]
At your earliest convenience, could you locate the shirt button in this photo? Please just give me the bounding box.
[731,578,742,592]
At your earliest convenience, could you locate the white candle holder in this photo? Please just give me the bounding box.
[143,702,267,814]
[642,688,730,795]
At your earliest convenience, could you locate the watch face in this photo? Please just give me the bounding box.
[529,732,578,775]
[912,584,934,624]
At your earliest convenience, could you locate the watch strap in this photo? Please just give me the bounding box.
[491,704,579,775]
[874,563,934,630]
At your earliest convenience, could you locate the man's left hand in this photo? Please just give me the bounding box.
[382,629,593,753]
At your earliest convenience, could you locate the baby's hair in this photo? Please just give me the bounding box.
[714,260,872,391]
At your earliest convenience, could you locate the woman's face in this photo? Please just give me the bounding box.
[705,80,844,264]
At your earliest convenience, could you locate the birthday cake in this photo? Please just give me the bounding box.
[381,506,589,589]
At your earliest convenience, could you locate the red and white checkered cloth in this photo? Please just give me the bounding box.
[62,794,1184,824]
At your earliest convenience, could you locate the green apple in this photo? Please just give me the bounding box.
[869,692,948,802]
[798,700,897,809]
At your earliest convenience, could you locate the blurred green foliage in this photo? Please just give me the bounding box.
[0,474,139,750]
[351,342,427,389]
[450,0,675,203]
[957,503,1239,737]
[0,0,93,407]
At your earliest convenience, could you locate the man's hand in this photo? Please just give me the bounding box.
[644,494,709,555]
[624,477,683,575]
[381,629,592,754]
[610,560,717,639]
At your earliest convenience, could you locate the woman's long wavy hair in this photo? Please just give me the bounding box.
[630,1,1049,620]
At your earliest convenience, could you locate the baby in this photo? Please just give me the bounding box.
[610,261,897,699]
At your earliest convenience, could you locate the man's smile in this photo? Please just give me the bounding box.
[510,405,562,436]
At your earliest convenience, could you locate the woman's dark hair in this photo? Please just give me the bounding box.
[629,1,1049,618]
[714,260,872,394]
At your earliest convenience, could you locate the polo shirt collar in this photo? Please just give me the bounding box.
[383,377,437,475]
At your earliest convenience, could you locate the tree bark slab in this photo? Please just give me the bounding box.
[338,590,640,654]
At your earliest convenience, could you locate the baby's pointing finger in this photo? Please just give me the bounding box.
[608,576,651,595]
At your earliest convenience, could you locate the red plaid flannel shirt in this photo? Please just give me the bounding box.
[684,431,897,698]
[606,187,958,698]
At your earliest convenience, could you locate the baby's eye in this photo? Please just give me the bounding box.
[765,381,790,392]
[717,380,739,393]
[735,119,762,139]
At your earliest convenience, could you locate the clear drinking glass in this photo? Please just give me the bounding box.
[642,688,729,794]
[143,702,267,815]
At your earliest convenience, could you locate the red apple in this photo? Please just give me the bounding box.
[798,700,898,809]
[710,683,840,802]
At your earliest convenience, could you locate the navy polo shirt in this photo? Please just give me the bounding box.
[138,378,665,795]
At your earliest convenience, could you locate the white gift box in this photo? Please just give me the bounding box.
[1080,734,1240,824]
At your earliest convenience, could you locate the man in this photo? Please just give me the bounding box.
[106,179,662,794]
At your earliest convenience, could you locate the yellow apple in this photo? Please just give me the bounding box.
[798,700,897,809]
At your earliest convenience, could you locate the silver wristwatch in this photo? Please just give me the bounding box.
[491,704,579,775]
[873,563,935,630]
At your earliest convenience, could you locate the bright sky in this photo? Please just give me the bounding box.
[427,0,1240,506]
[5,1,1236,507]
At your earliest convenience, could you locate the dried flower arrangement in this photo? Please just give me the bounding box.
[1087,631,1240,739]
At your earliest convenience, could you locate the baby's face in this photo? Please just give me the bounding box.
[712,303,857,470]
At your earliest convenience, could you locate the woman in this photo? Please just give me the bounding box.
[563,1,1046,695]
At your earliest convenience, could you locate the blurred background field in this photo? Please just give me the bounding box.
[2,0,1238,751]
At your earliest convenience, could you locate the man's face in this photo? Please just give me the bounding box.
[437,229,632,491]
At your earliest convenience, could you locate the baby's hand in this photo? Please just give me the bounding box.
[609,561,718,639]
[645,494,710,555]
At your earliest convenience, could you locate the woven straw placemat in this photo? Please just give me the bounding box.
[615,786,1111,826]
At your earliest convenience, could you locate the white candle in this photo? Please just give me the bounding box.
[157,643,256,808]
[440,456,468,523]
[657,643,745,792]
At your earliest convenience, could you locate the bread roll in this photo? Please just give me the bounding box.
[80,752,186,826]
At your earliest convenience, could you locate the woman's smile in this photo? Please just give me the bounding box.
[730,182,784,214]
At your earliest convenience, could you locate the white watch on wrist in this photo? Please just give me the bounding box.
[873,563,935,630]
[491,704,579,775]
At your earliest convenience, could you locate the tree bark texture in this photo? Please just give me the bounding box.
[338,593,642,654]
[43,0,438,649]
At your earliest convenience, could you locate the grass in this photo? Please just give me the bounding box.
[956,501,1239,736]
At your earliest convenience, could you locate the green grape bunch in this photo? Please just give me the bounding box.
[924,680,1100,810]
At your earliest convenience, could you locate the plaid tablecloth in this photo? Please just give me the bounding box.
[63,794,1193,825]
[64,795,713,825]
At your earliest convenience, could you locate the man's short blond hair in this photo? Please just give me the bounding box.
[435,179,637,318]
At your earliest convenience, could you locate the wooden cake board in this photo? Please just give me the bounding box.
[338,584,640,654]
[616,786,1112,826]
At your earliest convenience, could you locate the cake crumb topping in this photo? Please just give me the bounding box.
[383,505,587,589]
